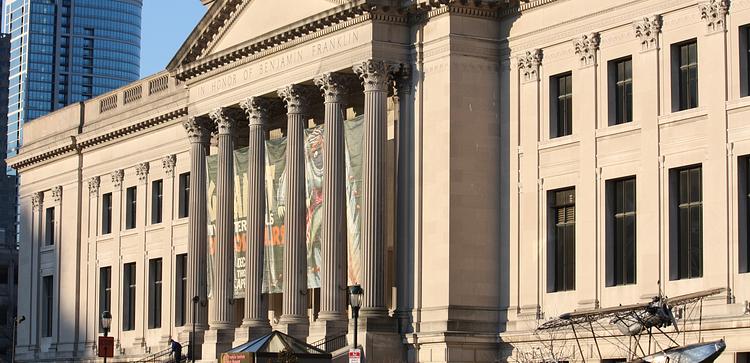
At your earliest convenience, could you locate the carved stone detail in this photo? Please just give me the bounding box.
[314,73,349,104]
[31,192,43,209]
[277,84,311,115]
[162,155,177,178]
[699,0,729,33]
[240,97,271,127]
[136,162,150,183]
[51,186,62,203]
[111,169,124,189]
[518,49,543,83]
[396,64,413,96]
[88,176,100,196]
[353,59,399,92]
[634,15,662,50]
[183,116,212,144]
[574,33,600,67]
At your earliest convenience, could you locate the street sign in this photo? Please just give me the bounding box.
[98,336,114,358]
[349,348,361,363]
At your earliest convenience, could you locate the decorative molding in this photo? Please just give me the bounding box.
[574,33,600,67]
[136,163,150,184]
[51,186,62,203]
[31,192,43,210]
[277,84,312,115]
[77,107,189,150]
[162,155,177,178]
[353,59,400,92]
[633,15,662,51]
[699,0,730,33]
[111,169,124,189]
[88,176,101,196]
[518,49,543,83]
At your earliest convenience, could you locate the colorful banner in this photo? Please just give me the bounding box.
[206,115,365,296]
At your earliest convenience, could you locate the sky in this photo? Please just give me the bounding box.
[140,0,207,77]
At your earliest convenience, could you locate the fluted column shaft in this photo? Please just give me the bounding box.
[278,85,309,323]
[241,98,272,331]
[354,60,398,317]
[183,117,211,329]
[210,108,236,329]
[314,74,348,320]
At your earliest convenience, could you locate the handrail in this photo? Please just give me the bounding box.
[134,341,188,363]
[311,334,347,353]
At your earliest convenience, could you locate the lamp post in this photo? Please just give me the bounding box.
[348,285,363,349]
[100,311,112,363]
[191,296,199,363]
[11,315,25,363]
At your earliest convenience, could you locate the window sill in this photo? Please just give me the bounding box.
[40,244,55,253]
[658,107,707,126]
[726,96,750,112]
[96,235,114,242]
[121,230,138,238]
[538,134,579,151]
[596,122,641,139]
[145,224,165,232]
[172,218,188,226]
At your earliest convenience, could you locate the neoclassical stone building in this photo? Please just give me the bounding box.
[9,0,750,362]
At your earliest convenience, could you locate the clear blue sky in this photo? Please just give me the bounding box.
[140,0,207,77]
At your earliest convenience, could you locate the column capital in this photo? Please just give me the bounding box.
[87,176,101,196]
[633,15,662,51]
[314,73,350,104]
[31,192,43,210]
[209,107,238,135]
[240,97,273,127]
[162,155,177,178]
[574,32,599,67]
[699,0,729,33]
[353,59,399,92]
[183,116,212,144]
[396,64,413,96]
[518,49,543,83]
[51,186,62,203]
[278,84,311,115]
[136,162,150,184]
[111,169,124,189]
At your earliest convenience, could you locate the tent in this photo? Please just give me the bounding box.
[221,331,332,363]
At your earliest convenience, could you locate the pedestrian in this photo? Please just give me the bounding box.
[168,338,182,363]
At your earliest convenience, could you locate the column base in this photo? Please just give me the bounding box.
[351,315,403,362]
[308,317,348,351]
[201,328,235,360]
[233,319,272,346]
[178,328,206,361]
[276,315,310,340]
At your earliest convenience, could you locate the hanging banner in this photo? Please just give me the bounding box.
[206,155,218,298]
[263,137,287,293]
[344,115,364,285]
[233,148,249,298]
[304,125,324,288]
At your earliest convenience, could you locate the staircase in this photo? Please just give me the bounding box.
[134,342,188,363]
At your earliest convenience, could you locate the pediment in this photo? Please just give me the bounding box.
[169,0,348,69]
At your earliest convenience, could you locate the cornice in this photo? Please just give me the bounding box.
[8,137,78,171]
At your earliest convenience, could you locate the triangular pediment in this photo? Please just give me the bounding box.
[169,0,348,69]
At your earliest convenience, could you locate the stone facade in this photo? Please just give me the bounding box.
[7,0,750,362]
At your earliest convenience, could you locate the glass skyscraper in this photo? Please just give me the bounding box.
[4,0,143,165]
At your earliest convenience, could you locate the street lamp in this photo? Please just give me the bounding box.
[348,285,363,348]
[191,295,200,363]
[11,315,25,363]
[100,311,112,363]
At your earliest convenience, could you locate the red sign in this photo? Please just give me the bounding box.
[98,336,114,358]
[349,349,361,363]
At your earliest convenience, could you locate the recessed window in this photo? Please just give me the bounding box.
[123,262,136,331]
[125,186,137,230]
[0,265,7,285]
[175,254,188,327]
[606,177,636,286]
[151,180,163,225]
[673,40,698,111]
[737,352,750,363]
[42,275,53,337]
[178,173,190,219]
[44,207,54,245]
[670,165,702,280]
[102,193,112,235]
[148,258,162,329]
[99,267,111,333]
[741,26,750,97]
[551,72,573,138]
[548,188,576,292]
[739,156,750,274]
[609,57,632,125]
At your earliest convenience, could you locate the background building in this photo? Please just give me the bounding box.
[7,0,750,362]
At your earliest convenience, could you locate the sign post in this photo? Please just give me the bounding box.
[348,348,361,363]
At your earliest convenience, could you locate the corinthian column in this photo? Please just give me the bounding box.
[182,116,211,330]
[277,84,310,339]
[239,97,272,339]
[354,59,399,317]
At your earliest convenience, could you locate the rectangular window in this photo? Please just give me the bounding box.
[0,305,7,325]
[102,193,112,235]
[148,258,162,329]
[740,156,750,274]
[551,73,573,138]
[125,186,137,230]
[742,26,750,97]
[123,262,136,331]
[671,165,703,280]
[99,267,111,333]
[178,173,190,218]
[45,207,54,245]
[0,265,7,285]
[548,188,576,292]
[610,57,633,125]
[675,40,698,111]
[737,352,750,363]
[42,276,53,337]
[607,177,636,286]
[175,254,188,327]
[151,180,163,224]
